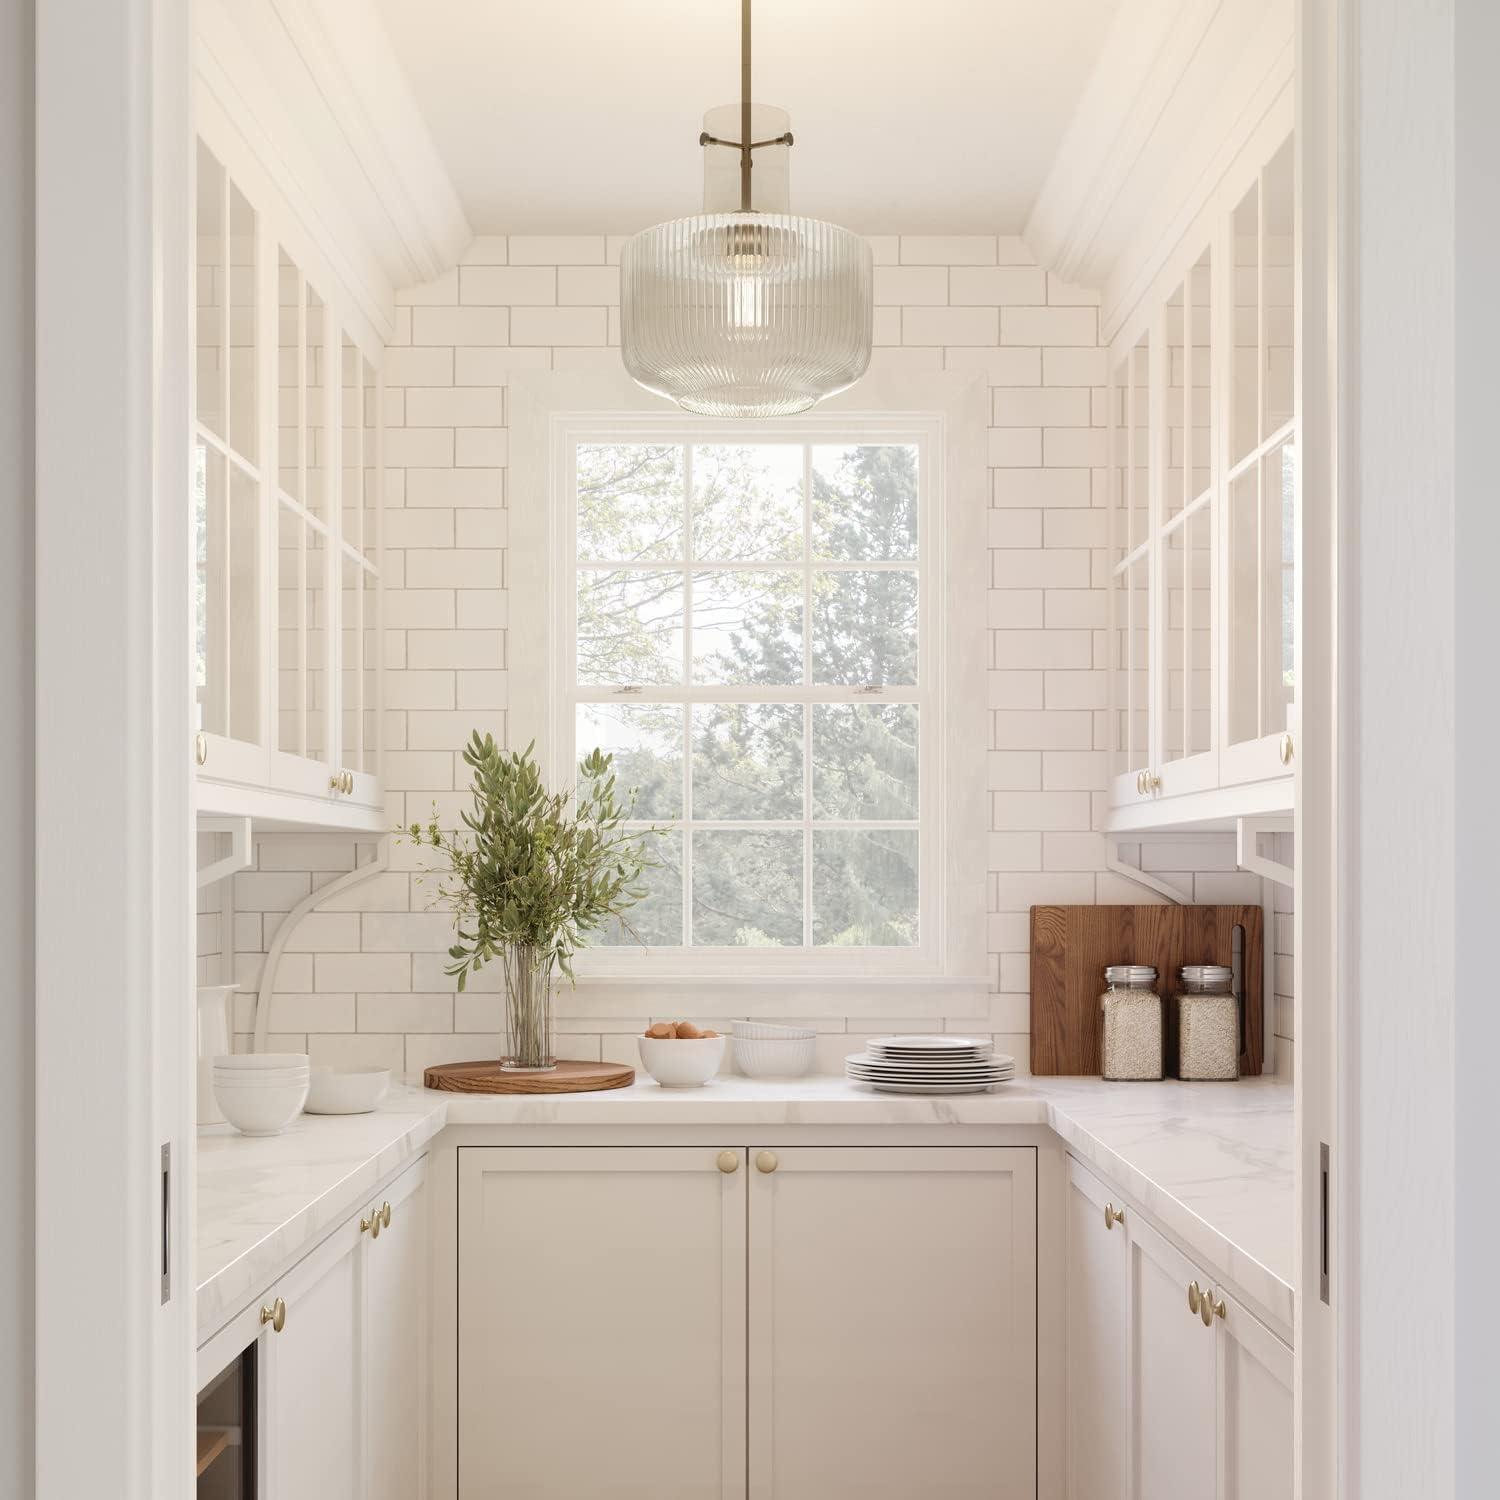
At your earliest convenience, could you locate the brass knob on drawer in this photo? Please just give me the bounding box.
[1279,732,1295,766]
[1187,1281,1202,1316]
[343,769,355,794]
[194,732,208,767]
[717,1150,740,1174]
[1104,1203,1124,1231]
[756,1151,779,1174]
[381,1201,392,1228]
[260,1297,286,1333]
[1136,770,1147,795]
[1200,1290,1215,1327]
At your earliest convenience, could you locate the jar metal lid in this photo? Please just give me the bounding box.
[1180,964,1233,984]
[1103,964,1158,985]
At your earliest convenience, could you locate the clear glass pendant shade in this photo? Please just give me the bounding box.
[620,211,874,417]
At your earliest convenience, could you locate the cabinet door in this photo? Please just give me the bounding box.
[1215,1287,1293,1500]
[1219,136,1298,788]
[458,1146,747,1499]
[747,1146,1036,1500]
[193,141,269,790]
[1065,1159,1129,1500]
[1128,1215,1215,1500]
[364,1157,429,1500]
[266,1223,364,1500]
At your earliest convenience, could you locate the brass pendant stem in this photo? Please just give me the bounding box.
[740,0,753,211]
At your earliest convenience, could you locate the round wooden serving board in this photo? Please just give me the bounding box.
[423,1058,635,1095]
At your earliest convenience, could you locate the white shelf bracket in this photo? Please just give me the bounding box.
[1106,841,1187,905]
[1236,816,1295,888]
[196,816,253,890]
[254,835,390,1051]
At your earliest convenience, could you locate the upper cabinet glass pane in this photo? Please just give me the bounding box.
[305,285,327,524]
[362,358,381,565]
[341,336,363,553]
[195,143,226,444]
[227,183,258,464]
[1262,139,1295,437]
[1128,334,1150,552]
[1188,250,1213,503]
[1230,181,1260,466]
[1165,282,1187,522]
[277,249,302,505]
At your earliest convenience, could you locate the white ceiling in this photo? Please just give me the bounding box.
[372,0,1122,235]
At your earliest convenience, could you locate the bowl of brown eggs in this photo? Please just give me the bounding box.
[637,1021,726,1088]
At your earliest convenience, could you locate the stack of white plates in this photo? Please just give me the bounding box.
[845,1035,1015,1094]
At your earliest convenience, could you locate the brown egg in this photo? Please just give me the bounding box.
[676,1021,701,1039]
[647,1022,674,1039]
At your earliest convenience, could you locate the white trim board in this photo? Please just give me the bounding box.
[35,0,195,1492]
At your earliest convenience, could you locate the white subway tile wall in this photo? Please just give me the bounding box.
[213,234,1293,1079]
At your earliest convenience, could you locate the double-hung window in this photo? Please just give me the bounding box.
[512,385,989,997]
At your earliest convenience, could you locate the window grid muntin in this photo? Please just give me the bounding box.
[569,435,926,953]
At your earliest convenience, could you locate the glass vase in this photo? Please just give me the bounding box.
[500,943,556,1072]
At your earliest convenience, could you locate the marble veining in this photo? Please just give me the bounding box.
[196,1072,1293,1345]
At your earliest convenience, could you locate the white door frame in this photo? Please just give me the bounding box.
[35,1,194,1496]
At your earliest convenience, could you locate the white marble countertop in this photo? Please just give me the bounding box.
[196,1084,446,1338]
[196,1072,1293,1343]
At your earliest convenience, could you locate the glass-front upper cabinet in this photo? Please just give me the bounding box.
[1221,136,1297,785]
[193,126,384,827]
[1106,114,1296,821]
[194,142,265,788]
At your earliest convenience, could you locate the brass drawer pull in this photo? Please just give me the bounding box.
[755,1151,779,1174]
[260,1297,286,1333]
[1104,1203,1125,1231]
[717,1150,740,1174]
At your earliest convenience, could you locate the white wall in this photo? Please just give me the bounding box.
[225,230,1280,1075]
[0,0,34,1487]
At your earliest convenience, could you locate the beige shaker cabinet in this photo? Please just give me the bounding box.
[456,1144,1037,1500]
[1065,1155,1292,1500]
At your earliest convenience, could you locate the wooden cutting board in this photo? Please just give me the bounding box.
[423,1059,635,1094]
[1029,905,1263,1077]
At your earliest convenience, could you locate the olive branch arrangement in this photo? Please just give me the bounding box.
[406,733,661,991]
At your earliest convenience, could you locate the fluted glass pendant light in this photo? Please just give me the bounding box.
[620,0,874,417]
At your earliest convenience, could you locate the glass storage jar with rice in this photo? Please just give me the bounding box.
[1175,964,1240,1080]
[1099,965,1164,1080]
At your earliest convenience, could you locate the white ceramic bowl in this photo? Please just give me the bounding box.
[305,1067,390,1115]
[733,1035,816,1078]
[212,1052,311,1071]
[730,1019,817,1041]
[637,1034,726,1088]
[212,1074,309,1135]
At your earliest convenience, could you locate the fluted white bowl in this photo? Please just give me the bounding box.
[733,1035,816,1078]
[730,1019,817,1041]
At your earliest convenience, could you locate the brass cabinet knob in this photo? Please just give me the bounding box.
[194,732,208,767]
[381,1201,392,1229]
[343,769,355,794]
[1187,1281,1202,1315]
[1104,1203,1124,1231]
[1135,770,1147,795]
[755,1150,779,1174]
[260,1297,286,1333]
[1279,732,1295,766]
[716,1150,740,1174]
[1209,1292,1227,1323]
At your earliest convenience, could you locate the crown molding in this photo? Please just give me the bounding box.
[196,0,470,341]
[1024,0,1294,341]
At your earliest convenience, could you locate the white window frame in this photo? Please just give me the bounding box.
[511,370,990,1012]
